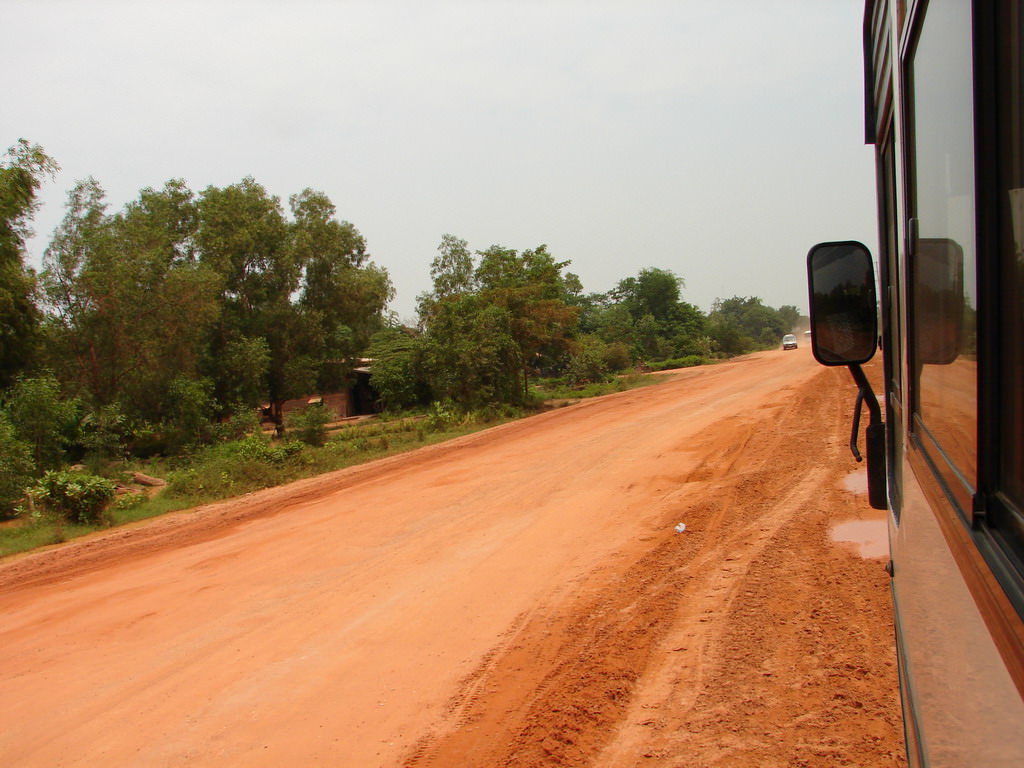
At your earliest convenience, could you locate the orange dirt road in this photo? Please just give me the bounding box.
[0,348,906,767]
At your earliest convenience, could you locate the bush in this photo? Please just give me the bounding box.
[286,403,332,447]
[367,329,424,410]
[28,470,116,525]
[165,376,216,448]
[565,344,610,385]
[0,414,34,517]
[213,405,262,442]
[601,342,633,373]
[4,374,78,471]
[424,400,461,431]
[79,402,129,463]
[649,355,705,371]
[232,434,302,464]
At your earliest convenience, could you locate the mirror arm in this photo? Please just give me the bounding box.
[848,363,888,510]
[850,389,865,462]
[848,363,882,427]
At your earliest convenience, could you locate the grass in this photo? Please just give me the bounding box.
[531,371,671,401]
[0,415,506,559]
[0,373,676,560]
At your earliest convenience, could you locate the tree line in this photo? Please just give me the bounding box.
[0,140,801,514]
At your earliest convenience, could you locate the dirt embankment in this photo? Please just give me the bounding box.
[0,348,905,767]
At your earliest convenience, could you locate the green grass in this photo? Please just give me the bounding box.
[531,371,671,401]
[0,374,677,560]
[0,416,503,560]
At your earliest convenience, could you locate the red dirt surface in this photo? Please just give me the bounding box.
[0,348,906,767]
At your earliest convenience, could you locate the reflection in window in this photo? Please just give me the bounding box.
[910,0,978,488]
[999,0,1024,521]
[1000,185,1024,564]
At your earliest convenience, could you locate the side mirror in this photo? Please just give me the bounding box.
[807,240,887,510]
[807,241,878,366]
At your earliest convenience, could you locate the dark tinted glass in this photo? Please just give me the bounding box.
[909,0,978,487]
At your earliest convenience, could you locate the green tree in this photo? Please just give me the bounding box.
[0,412,34,516]
[198,182,391,424]
[607,267,706,361]
[474,244,579,395]
[611,267,685,324]
[218,335,271,407]
[367,328,423,411]
[430,233,475,299]
[292,189,392,391]
[164,375,215,448]
[709,296,788,349]
[564,336,611,384]
[777,304,801,332]
[418,238,579,406]
[0,140,59,387]
[421,295,520,408]
[197,179,299,425]
[198,177,293,317]
[3,374,77,472]
[41,179,221,420]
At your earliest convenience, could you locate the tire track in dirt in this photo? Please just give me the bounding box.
[403,361,903,767]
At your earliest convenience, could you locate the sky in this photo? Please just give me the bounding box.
[5,0,878,323]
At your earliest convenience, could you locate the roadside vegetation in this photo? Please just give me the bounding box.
[0,139,804,556]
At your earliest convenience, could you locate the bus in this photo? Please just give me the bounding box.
[805,1,1023,765]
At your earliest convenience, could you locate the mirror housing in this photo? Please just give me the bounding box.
[806,241,878,366]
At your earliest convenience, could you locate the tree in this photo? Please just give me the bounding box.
[198,182,392,424]
[41,179,221,420]
[417,238,580,406]
[421,295,520,408]
[0,140,59,387]
[292,188,392,384]
[474,244,579,395]
[3,374,77,472]
[0,412,34,516]
[606,267,706,361]
[708,296,790,351]
[777,304,801,332]
[197,179,298,425]
[366,328,423,411]
[430,234,475,299]
[611,267,685,324]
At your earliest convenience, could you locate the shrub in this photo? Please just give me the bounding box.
[424,400,461,431]
[233,434,301,464]
[602,342,633,373]
[286,403,332,447]
[165,376,216,448]
[79,402,129,463]
[367,329,424,410]
[213,405,262,442]
[650,355,705,371]
[4,374,78,471]
[565,344,609,385]
[28,470,116,525]
[0,414,34,517]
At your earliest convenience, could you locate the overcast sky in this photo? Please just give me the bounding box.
[6,0,877,322]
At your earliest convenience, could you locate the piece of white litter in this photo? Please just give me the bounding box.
[674,523,687,533]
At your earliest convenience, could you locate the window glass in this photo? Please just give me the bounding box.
[996,2,1023,551]
[1005,200,1023,502]
[910,0,978,489]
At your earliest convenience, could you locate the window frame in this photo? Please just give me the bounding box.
[899,0,1024,680]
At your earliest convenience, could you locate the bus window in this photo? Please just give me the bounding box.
[990,4,1024,573]
[907,0,978,500]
